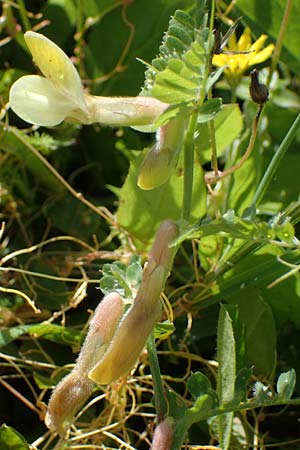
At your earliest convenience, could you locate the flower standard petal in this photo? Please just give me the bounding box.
[24,31,87,112]
[9,74,78,126]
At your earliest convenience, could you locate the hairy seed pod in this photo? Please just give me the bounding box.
[151,418,174,450]
[45,292,124,436]
[89,220,179,385]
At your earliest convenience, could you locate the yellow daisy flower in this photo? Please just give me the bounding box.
[213,27,274,85]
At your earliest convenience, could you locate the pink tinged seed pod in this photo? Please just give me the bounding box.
[151,418,174,450]
[44,371,94,438]
[88,265,165,385]
[89,220,179,385]
[45,292,124,437]
[148,219,179,272]
[76,292,124,374]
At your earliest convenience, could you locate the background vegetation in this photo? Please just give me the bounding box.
[1,0,300,449]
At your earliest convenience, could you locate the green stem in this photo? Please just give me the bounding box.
[16,0,31,31]
[252,112,300,206]
[171,394,300,450]
[266,0,292,87]
[182,113,198,222]
[208,105,218,174]
[209,0,215,32]
[207,0,218,174]
[147,332,167,422]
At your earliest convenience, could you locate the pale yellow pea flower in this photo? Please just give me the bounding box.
[9,31,168,127]
[9,31,183,189]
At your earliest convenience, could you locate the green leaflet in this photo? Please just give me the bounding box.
[0,323,81,349]
[140,9,222,105]
[175,209,296,247]
[0,424,29,450]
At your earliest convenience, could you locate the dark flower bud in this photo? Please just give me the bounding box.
[249,69,269,105]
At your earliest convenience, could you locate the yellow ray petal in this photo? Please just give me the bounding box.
[250,44,274,66]
[250,34,268,52]
[238,27,252,51]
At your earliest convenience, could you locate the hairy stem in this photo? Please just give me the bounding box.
[182,113,198,222]
[147,333,167,422]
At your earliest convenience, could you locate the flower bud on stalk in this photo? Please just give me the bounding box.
[137,117,186,190]
[249,69,269,105]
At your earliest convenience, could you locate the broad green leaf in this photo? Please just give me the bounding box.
[226,287,276,378]
[0,325,30,349]
[197,98,222,123]
[42,0,77,47]
[33,371,58,389]
[234,367,252,404]
[117,151,206,246]
[0,323,81,348]
[195,104,243,163]
[276,369,296,400]
[262,270,300,328]
[83,0,118,17]
[0,424,29,450]
[226,135,262,215]
[85,1,194,96]
[260,151,300,214]
[208,242,300,329]
[217,304,236,450]
[46,190,105,240]
[235,0,300,72]
[27,323,81,346]
[0,125,62,192]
